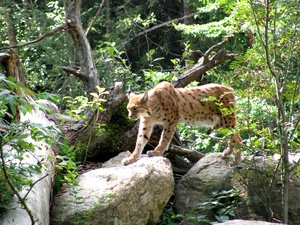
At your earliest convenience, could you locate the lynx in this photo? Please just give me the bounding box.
[121,81,242,165]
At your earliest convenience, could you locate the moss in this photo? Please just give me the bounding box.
[75,102,136,162]
[110,101,135,127]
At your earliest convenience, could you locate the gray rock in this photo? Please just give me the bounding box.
[219,219,284,225]
[51,153,174,225]
[174,153,234,215]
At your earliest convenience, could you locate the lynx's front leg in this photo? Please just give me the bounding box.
[147,121,178,157]
[121,117,153,165]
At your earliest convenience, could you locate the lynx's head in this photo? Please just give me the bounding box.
[127,90,150,120]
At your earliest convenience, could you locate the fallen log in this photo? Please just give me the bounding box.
[0,104,58,225]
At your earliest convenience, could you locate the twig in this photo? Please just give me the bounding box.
[0,25,66,51]
[0,138,36,224]
[22,174,49,201]
[202,39,227,64]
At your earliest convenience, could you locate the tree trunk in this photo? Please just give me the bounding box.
[0,51,27,87]
[64,0,103,97]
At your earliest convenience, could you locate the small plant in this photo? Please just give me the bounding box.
[64,86,107,121]
[158,188,242,225]
[196,188,242,223]
[55,137,79,189]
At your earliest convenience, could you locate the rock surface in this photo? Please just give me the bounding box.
[219,219,284,225]
[50,152,174,225]
[174,153,234,221]
[174,153,300,225]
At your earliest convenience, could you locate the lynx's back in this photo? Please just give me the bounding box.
[175,83,236,129]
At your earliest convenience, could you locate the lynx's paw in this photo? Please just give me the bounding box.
[121,157,137,166]
[147,150,163,157]
[222,148,241,166]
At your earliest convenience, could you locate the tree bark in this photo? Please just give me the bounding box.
[0,51,27,86]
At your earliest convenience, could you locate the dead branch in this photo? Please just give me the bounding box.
[202,39,227,64]
[169,145,205,163]
[131,11,204,41]
[61,66,88,80]
[173,40,238,88]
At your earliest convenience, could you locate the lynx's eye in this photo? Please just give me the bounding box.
[132,106,138,111]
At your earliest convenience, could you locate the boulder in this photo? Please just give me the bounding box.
[174,153,300,225]
[174,153,234,222]
[50,152,174,225]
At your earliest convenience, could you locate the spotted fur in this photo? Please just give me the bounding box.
[121,81,242,165]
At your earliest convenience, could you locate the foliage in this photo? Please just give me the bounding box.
[54,137,79,192]
[64,86,107,121]
[158,188,242,224]
[94,42,134,89]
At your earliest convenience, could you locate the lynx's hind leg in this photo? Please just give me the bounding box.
[147,121,178,157]
[221,110,242,164]
[222,133,242,164]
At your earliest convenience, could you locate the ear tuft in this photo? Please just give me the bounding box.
[141,90,148,102]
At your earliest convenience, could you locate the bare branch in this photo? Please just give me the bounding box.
[61,66,89,80]
[131,11,203,41]
[173,47,238,88]
[22,174,49,201]
[86,0,106,36]
[0,25,66,51]
[203,39,227,64]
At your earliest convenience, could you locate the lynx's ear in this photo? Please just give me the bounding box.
[127,86,134,98]
[141,90,148,102]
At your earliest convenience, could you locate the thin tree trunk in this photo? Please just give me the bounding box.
[183,0,198,66]
[65,0,103,97]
